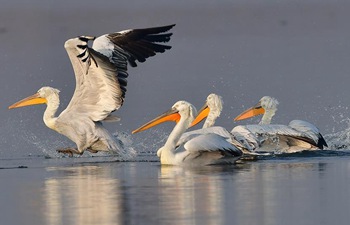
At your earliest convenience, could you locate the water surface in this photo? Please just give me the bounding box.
[1,153,350,225]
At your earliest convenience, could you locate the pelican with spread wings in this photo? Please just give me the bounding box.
[9,24,175,156]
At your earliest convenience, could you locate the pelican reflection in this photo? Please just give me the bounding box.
[44,165,124,225]
[157,166,237,225]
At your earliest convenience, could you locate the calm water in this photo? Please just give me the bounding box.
[1,153,350,225]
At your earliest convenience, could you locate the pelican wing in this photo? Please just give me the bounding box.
[178,126,232,147]
[95,24,175,67]
[243,123,326,149]
[231,125,260,151]
[184,133,241,156]
[61,25,175,122]
[288,120,328,148]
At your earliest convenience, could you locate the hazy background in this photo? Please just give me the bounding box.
[1,0,350,157]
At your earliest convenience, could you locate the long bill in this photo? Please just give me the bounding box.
[190,103,209,127]
[234,103,265,121]
[132,108,181,134]
[8,93,47,109]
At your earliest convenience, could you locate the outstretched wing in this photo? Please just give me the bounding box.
[60,24,175,122]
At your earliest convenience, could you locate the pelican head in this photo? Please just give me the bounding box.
[9,87,60,109]
[259,96,279,111]
[191,93,223,127]
[132,100,197,134]
[234,96,279,122]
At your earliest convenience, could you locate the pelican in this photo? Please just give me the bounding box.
[188,93,257,153]
[8,24,175,157]
[233,96,328,153]
[132,101,242,166]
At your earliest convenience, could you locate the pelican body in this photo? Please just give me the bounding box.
[233,96,328,153]
[132,101,242,166]
[9,24,175,156]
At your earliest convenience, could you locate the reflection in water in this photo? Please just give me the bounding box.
[44,166,124,225]
[31,160,349,225]
[232,161,329,225]
[158,166,237,225]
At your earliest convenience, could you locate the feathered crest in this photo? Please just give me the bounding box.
[207,93,223,118]
[260,96,279,110]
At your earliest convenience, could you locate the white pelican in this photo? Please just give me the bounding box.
[132,101,242,166]
[233,96,328,153]
[8,24,175,157]
[188,93,256,153]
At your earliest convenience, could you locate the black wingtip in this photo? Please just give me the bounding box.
[149,24,176,32]
[104,24,175,68]
[317,133,328,149]
[135,24,176,36]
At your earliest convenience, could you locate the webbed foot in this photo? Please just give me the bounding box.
[57,148,83,157]
[87,149,99,154]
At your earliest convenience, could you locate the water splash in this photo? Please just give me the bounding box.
[112,130,137,160]
[18,129,138,160]
[324,119,350,150]
[112,129,169,162]
[20,130,70,158]
[323,105,349,132]
[131,129,169,153]
[320,104,350,150]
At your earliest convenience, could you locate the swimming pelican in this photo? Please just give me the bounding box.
[132,101,242,166]
[8,24,175,157]
[188,93,258,153]
[233,96,328,153]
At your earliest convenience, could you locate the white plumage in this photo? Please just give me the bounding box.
[9,24,175,156]
[191,94,327,154]
[233,96,328,153]
[132,101,242,166]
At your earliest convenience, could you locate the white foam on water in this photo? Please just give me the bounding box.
[112,130,137,160]
[129,129,169,154]
[325,124,350,150]
[20,130,70,158]
[322,105,350,150]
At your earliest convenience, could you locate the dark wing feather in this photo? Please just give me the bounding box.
[105,24,175,67]
[60,25,175,122]
[92,24,175,102]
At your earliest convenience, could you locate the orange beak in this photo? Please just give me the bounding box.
[190,103,209,127]
[8,93,47,109]
[234,103,265,121]
[132,108,181,134]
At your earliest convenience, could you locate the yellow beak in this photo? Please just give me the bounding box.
[8,93,47,109]
[234,103,265,121]
[132,108,181,134]
[190,103,209,127]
